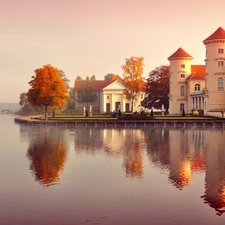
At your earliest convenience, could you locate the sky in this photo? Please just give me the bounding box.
[1,0,225,103]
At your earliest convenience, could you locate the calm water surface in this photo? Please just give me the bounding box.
[1,114,225,225]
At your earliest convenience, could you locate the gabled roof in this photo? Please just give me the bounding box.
[74,80,112,91]
[74,75,124,91]
[186,65,206,80]
[74,75,146,91]
[168,47,193,61]
[203,27,225,44]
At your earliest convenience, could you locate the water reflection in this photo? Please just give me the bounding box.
[168,129,206,190]
[17,123,225,217]
[122,129,144,178]
[74,128,145,178]
[22,125,68,187]
[145,129,170,171]
[201,129,225,216]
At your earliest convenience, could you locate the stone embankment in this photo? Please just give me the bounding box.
[14,116,225,128]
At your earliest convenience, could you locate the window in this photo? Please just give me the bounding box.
[181,64,185,68]
[180,104,184,112]
[218,61,224,66]
[194,84,200,91]
[218,49,224,54]
[140,94,143,99]
[180,86,185,96]
[181,74,185,78]
[218,77,224,89]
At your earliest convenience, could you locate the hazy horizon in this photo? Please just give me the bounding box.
[1,0,225,102]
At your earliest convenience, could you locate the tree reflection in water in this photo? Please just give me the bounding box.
[122,129,144,179]
[26,127,67,187]
[23,125,225,215]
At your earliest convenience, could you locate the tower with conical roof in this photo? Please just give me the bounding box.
[203,27,225,112]
[168,47,193,114]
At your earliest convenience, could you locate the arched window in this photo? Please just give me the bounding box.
[218,77,224,89]
[180,86,185,96]
[194,84,200,91]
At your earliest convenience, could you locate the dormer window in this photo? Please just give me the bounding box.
[181,64,185,68]
[218,61,224,66]
[218,49,224,54]
[180,74,185,78]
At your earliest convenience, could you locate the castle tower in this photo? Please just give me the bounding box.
[203,27,225,112]
[168,48,193,114]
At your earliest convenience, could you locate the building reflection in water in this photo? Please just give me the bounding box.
[168,129,206,190]
[144,127,225,215]
[201,129,225,216]
[25,126,68,187]
[144,128,205,189]
[74,128,145,178]
[20,124,225,214]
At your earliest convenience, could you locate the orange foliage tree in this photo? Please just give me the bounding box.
[121,56,144,112]
[27,65,68,120]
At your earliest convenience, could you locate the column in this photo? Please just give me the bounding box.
[111,93,114,111]
[103,94,106,112]
[121,94,124,112]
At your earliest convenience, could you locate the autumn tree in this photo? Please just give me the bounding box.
[141,65,170,112]
[49,69,70,116]
[122,56,144,112]
[27,65,68,120]
[76,77,97,107]
[19,92,43,115]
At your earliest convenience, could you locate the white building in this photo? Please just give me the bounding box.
[74,75,146,113]
[168,27,225,116]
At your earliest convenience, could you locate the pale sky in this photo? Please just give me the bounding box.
[1,0,225,102]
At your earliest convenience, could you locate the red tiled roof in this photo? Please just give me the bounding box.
[186,65,206,80]
[203,27,225,43]
[168,47,193,60]
[74,76,146,91]
[74,76,124,91]
[74,80,110,91]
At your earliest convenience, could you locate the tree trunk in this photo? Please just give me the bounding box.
[45,105,48,121]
